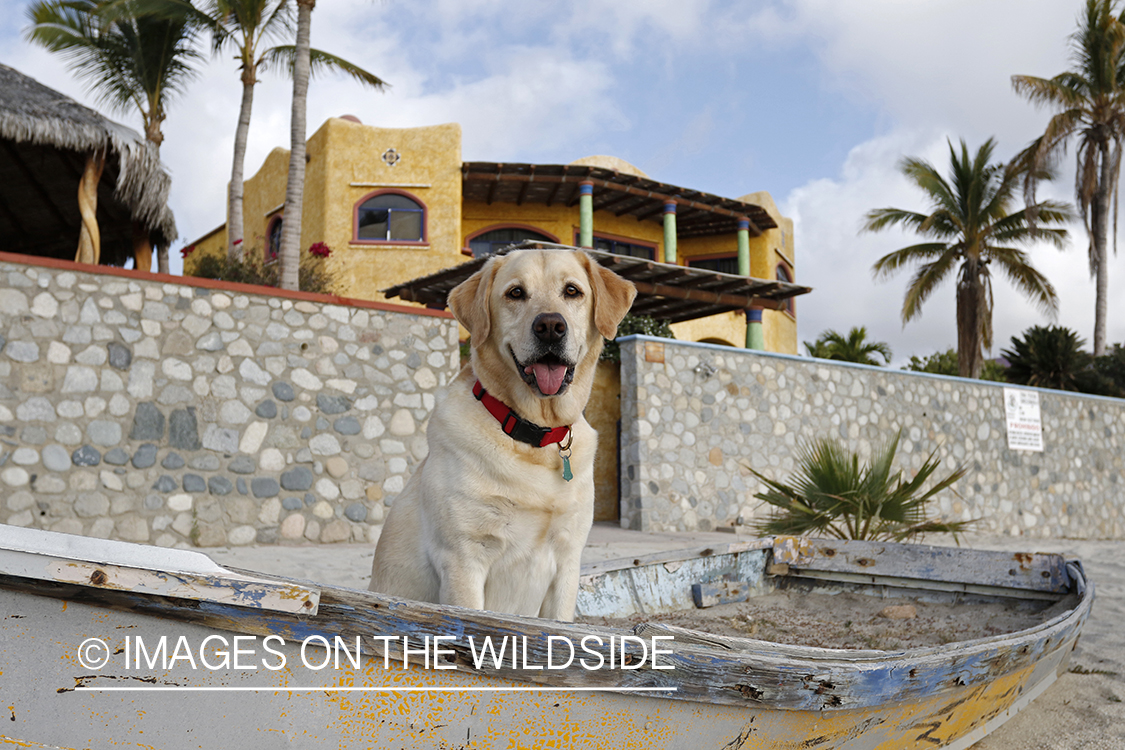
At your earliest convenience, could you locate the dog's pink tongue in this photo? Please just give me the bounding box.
[530,362,567,395]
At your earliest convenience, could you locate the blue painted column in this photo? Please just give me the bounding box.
[578,181,594,248]
[662,201,677,263]
[737,217,750,276]
[746,306,764,350]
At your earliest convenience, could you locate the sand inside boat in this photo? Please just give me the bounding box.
[580,589,1063,650]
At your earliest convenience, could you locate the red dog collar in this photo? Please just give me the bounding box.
[472,380,571,448]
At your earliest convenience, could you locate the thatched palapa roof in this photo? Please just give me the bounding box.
[0,63,176,265]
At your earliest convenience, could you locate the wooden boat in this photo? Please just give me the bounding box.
[0,525,1092,749]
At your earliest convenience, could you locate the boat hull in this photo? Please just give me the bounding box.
[0,531,1093,749]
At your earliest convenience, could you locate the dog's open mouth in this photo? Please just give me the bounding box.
[511,348,575,397]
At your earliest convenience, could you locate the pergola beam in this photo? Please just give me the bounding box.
[629,278,785,311]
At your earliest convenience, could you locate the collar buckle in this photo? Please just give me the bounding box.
[504,412,550,445]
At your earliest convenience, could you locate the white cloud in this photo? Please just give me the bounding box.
[786,126,1125,364]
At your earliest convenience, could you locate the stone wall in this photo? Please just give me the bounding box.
[0,253,458,547]
[618,335,1125,539]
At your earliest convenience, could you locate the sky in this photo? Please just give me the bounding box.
[3,0,1124,365]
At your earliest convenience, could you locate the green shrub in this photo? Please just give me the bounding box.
[600,314,675,363]
[1001,325,1121,396]
[904,348,1006,382]
[1092,344,1125,397]
[187,244,338,295]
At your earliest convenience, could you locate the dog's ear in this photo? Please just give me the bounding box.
[579,252,637,340]
[448,256,499,346]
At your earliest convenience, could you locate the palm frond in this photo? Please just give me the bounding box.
[261,45,388,89]
[990,247,1061,315]
[871,242,951,280]
[1011,74,1086,109]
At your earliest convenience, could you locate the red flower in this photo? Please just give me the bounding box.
[308,242,331,258]
[180,245,195,259]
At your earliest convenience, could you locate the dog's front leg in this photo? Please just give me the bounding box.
[537,558,581,622]
[436,552,488,611]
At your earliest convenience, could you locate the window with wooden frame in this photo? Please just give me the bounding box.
[354,190,426,244]
[466,225,556,257]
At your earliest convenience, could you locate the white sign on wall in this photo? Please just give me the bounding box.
[1003,388,1044,452]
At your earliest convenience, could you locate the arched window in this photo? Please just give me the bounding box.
[776,262,795,316]
[354,191,426,243]
[266,216,282,262]
[467,226,555,257]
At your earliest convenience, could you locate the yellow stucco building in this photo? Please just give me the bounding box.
[187,116,800,353]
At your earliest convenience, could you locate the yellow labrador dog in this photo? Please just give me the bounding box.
[369,249,635,621]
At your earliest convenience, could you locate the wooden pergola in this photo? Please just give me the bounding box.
[0,64,176,269]
[384,242,811,324]
[462,162,778,239]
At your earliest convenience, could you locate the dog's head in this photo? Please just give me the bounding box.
[449,249,636,424]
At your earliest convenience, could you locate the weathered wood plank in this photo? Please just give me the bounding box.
[578,539,772,578]
[772,537,1071,594]
[0,525,320,614]
[577,548,770,617]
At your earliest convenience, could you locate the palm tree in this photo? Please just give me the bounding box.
[123,0,387,263]
[201,0,296,264]
[25,0,199,273]
[1012,0,1125,357]
[865,138,1071,379]
[277,0,312,291]
[804,326,892,365]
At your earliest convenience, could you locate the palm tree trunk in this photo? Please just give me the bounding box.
[228,69,256,263]
[143,113,170,274]
[956,261,985,379]
[278,0,314,291]
[1093,139,1112,357]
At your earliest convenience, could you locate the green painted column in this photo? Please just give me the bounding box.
[737,217,750,276]
[662,201,677,263]
[578,181,594,248]
[746,306,764,350]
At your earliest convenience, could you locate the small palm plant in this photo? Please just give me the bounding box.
[804,326,892,365]
[749,433,971,542]
[1002,325,1091,391]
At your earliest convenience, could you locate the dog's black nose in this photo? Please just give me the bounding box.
[532,312,567,344]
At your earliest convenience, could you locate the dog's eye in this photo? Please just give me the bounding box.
[564,284,583,298]
[506,286,525,300]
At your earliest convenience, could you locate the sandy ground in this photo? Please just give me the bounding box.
[583,590,1060,650]
[208,527,1125,749]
